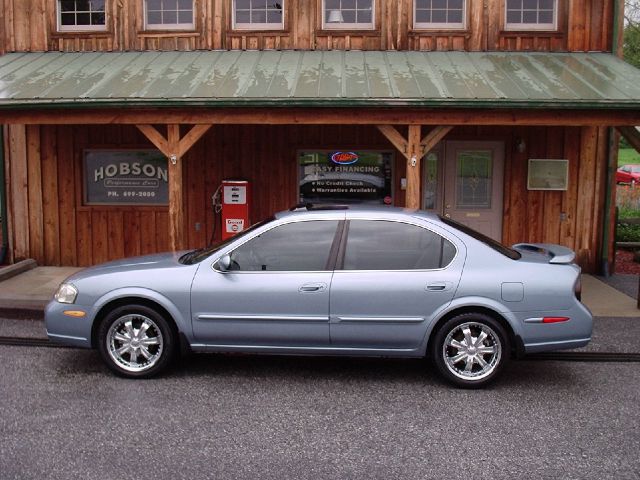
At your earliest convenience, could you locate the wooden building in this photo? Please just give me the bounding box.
[1,0,640,273]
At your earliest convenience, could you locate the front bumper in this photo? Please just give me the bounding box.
[45,300,93,348]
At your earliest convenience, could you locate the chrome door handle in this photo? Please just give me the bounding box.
[426,282,450,291]
[299,283,327,293]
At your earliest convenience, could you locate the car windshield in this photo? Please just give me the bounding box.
[179,216,275,265]
[438,216,521,260]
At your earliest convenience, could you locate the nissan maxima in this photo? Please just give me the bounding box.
[46,205,592,388]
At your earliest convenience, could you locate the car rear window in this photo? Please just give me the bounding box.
[438,216,521,260]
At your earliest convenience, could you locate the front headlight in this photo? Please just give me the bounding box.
[54,283,78,304]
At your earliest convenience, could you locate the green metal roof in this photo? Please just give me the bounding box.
[0,50,639,109]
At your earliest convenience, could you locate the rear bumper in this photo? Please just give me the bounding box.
[518,301,593,354]
[523,337,591,353]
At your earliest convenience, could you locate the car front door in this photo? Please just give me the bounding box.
[329,219,464,351]
[190,219,342,348]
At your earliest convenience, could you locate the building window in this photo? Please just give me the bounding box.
[233,0,284,30]
[505,0,557,31]
[58,0,106,31]
[145,0,194,30]
[322,0,375,30]
[414,0,466,30]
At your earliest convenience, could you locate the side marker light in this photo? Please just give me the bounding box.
[542,317,570,324]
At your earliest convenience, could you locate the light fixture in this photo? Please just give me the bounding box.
[516,138,526,153]
[327,9,344,23]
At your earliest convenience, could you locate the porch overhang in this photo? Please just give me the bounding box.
[0,50,640,125]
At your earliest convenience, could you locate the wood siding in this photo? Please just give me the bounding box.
[4,123,608,272]
[0,0,617,54]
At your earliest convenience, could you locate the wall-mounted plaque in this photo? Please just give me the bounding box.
[527,159,569,191]
[84,150,169,205]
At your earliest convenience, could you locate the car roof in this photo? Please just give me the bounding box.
[274,204,441,223]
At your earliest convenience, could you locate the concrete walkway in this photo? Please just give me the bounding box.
[0,266,81,315]
[581,275,639,317]
[0,263,638,318]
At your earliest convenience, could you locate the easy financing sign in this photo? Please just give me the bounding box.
[298,150,393,205]
[84,150,169,206]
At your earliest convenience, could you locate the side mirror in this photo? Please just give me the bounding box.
[217,254,232,272]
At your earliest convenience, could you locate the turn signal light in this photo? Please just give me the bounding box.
[542,316,570,323]
[63,310,86,318]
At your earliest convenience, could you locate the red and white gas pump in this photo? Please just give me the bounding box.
[220,180,250,240]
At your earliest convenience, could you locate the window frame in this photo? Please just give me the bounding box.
[321,0,376,31]
[412,0,468,31]
[503,0,558,32]
[143,0,196,31]
[232,0,286,31]
[215,218,345,273]
[57,0,108,32]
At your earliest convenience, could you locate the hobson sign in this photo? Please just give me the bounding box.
[84,150,169,206]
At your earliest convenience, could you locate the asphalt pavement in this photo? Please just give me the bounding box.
[0,265,638,479]
[0,339,639,480]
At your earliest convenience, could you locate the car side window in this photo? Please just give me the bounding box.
[343,220,456,270]
[228,220,340,271]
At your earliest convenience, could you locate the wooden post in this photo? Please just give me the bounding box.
[406,125,422,209]
[136,124,212,251]
[377,125,453,210]
[167,125,184,252]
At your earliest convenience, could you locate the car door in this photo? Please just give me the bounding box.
[190,218,342,348]
[329,219,464,351]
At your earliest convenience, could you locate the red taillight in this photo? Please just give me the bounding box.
[542,317,570,323]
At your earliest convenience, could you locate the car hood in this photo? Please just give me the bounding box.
[64,251,191,283]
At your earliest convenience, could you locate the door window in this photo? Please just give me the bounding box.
[456,150,493,209]
[342,220,455,270]
[423,151,439,211]
[229,220,340,271]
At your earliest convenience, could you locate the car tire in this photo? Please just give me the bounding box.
[431,312,510,389]
[97,304,176,378]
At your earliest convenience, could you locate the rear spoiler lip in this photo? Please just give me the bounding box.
[512,243,576,264]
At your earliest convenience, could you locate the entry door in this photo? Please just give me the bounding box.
[443,142,504,241]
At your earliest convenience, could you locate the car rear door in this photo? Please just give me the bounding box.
[190,218,342,348]
[329,219,464,351]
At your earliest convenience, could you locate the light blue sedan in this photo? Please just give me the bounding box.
[46,205,592,388]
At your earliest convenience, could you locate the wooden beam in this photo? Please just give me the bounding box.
[376,125,409,157]
[136,124,170,157]
[617,126,640,153]
[3,108,640,126]
[420,126,453,156]
[178,124,212,158]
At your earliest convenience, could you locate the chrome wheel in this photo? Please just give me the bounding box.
[442,321,502,381]
[106,314,164,373]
